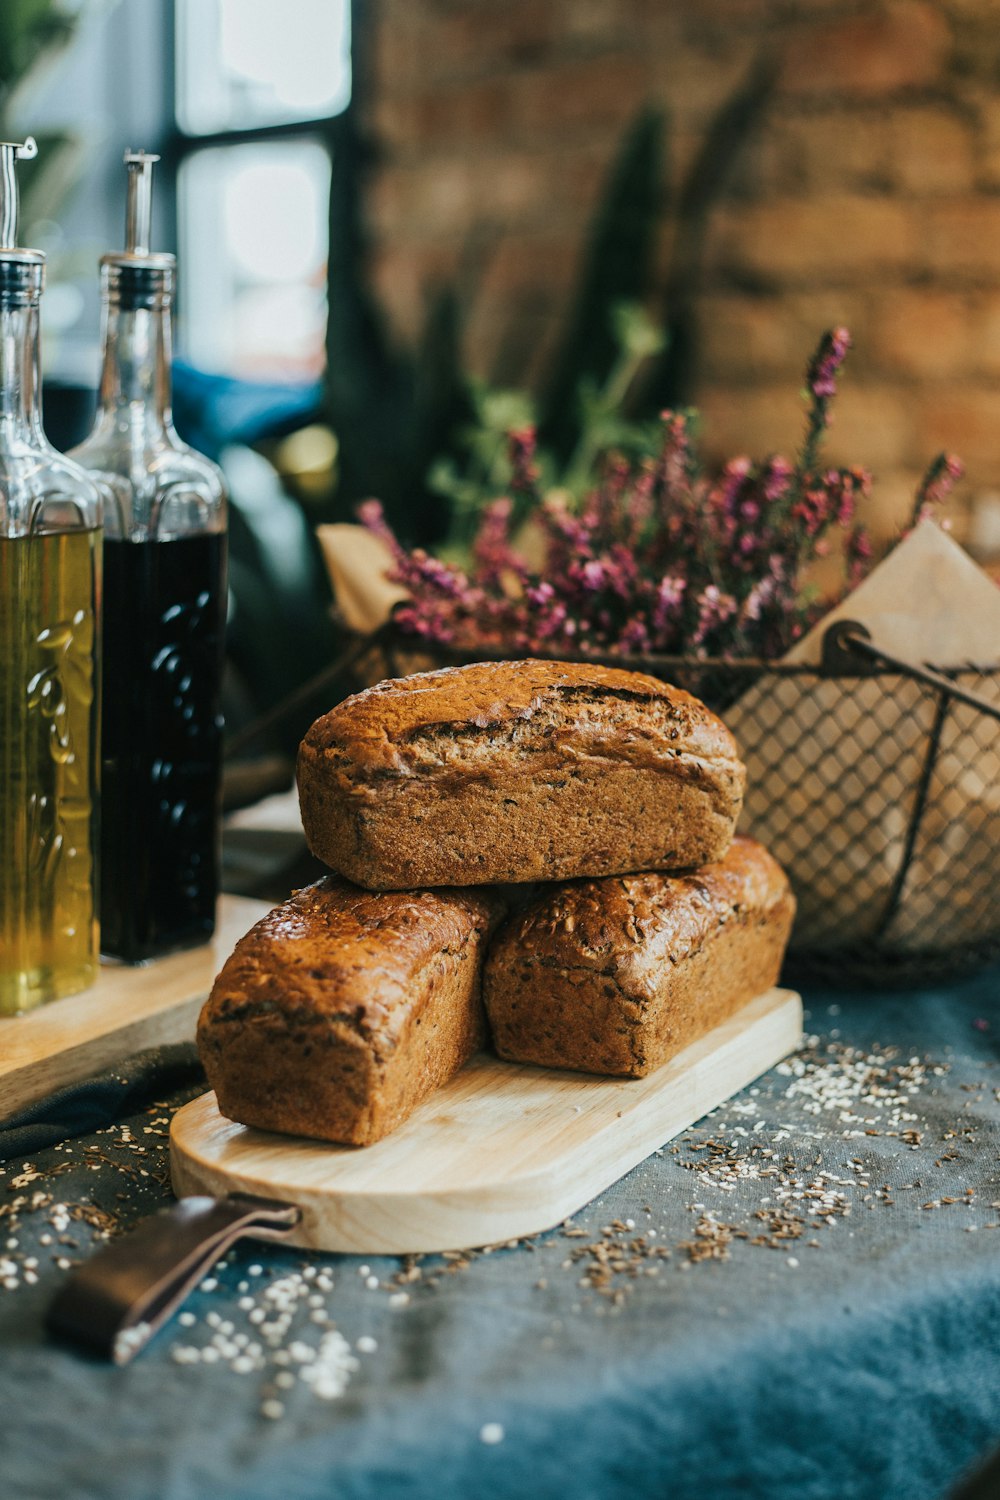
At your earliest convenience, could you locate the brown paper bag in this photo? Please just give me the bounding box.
[727,523,1000,951]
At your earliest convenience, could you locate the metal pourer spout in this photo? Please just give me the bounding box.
[0,138,38,251]
[123,149,160,256]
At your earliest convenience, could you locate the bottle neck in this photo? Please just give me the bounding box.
[96,296,175,435]
[0,297,44,444]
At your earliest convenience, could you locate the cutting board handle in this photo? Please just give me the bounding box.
[46,1193,300,1364]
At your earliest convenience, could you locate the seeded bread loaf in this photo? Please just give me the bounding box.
[483,836,794,1079]
[197,878,502,1146]
[297,659,746,890]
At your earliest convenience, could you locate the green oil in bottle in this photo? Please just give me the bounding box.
[0,528,101,1014]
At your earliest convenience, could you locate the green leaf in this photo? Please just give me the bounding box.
[0,0,79,103]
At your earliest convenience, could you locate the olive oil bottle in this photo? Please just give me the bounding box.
[0,139,103,1014]
[72,151,227,963]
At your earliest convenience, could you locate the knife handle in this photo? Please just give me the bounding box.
[46,1194,300,1364]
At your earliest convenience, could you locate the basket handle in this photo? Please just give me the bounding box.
[821,620,1000,722]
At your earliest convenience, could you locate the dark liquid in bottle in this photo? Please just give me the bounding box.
[101,532,226,962]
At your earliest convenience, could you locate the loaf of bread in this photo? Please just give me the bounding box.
[197,878,502,1145]
[483,836,794,1078]
[297,659,746,890]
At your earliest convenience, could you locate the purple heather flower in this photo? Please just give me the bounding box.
[393,600,456,645]
[406,549,470,598]
[912,452,964,527]
[357,496,412,570]
[712,456,753,519]
[622,463,655,538]
[655,410,697,514]
[692,584,738,649]
[472,497,521,588]
[845,523,874,589]
[739,572,779,625]
[541,495,594,558]
[357,496,392,540]
[707,459,763,568]
[838,468,870,527]
[807,327,852,402]
[791,486,833,538]
[524,579,571,644]
[578,559,608,592]
[604,544,639,597]
[761,456,794,504]
[356,327,956,662]
[508,426,541,495]
[651,574,686,641]
[619,617,651,654]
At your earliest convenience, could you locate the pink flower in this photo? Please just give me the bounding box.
[354,325,961,662]
[807,327,852,402]
[578,559,608,592]
[762,456,794,504]
[509,428,540,494]
[714,456,753,516]
[472,498,522,588]
[654,410,697,518]
[912,452,964,527]
[651,574,686,642]
[739,571,779,626]
[619,618,651,654]
[692,585,738,650]
[357,497,409,567]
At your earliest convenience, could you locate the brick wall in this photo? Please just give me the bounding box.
[365,0,1000,548]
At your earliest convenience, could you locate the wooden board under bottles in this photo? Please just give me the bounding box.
[0,895,271,1117]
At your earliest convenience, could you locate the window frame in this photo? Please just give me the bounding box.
[161,0,356,377]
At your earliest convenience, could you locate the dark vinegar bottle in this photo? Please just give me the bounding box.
[71,151,227,963]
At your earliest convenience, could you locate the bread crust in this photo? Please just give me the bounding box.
[297,660,746,889]
[483,836,795,1078]
[197,878,502,1145]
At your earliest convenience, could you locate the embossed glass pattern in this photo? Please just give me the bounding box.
[0,261,103,1014]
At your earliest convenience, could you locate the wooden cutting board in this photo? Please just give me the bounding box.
[0,895,271,1117]
[171,985,802,1255]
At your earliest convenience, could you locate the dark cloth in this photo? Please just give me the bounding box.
[0,1044,204,1161]
[2,971,999,1500]
[172,362,322,462]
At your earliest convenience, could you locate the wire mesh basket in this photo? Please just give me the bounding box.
[229,617,1000,988]
[351,620,1000,988]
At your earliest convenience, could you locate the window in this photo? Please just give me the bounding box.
[177,0,351,135]
[173,0,351,380]
[179,141,331,379]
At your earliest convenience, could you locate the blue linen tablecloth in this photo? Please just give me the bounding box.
[2,968,998,1500]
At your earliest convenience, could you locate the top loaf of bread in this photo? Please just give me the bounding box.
[297,659,746,890]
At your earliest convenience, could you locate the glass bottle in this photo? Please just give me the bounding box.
[71,151,228,964]
[0,138,103,1014]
